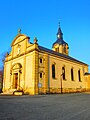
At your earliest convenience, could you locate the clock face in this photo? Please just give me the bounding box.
[58,34,60,38]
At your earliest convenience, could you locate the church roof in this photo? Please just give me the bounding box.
[39,46,88,66]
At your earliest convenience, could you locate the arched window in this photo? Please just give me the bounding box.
[62,66,65,80]
[63,46,66,53]
[78,70,81,82]
[52,64,55,78]
[71,68,74,81]
[56,47,59,52]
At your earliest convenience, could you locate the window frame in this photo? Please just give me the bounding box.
[52,64,55,79]
[78,69,81,82]
[40,58,42,64]
[40,72,42,78]
[62,66,65,80]
[71,68,74,81]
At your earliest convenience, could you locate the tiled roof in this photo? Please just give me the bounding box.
[38,45,88,66]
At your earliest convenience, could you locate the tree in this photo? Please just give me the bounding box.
[0,52,6,70]
[0,52,6,92]
[0,48,11,92]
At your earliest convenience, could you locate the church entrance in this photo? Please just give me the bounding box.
[10,63,22,90]
[13,73,18,89]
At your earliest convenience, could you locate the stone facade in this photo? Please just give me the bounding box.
[3,26,90,95]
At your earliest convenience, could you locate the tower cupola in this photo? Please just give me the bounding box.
[52,22,69,55]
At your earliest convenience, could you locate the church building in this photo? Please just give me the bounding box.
[3,24,90,95]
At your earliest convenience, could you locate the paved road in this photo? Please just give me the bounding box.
[0,93,90,120]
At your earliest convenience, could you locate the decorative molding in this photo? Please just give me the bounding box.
[5,48,39,62]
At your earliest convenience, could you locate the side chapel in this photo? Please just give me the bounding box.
[3,24,90,95]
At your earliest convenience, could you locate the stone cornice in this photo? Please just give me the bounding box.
[39,50,88,66]
[5,48,39,62]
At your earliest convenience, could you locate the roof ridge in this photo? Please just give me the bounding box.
[38,45,88,66]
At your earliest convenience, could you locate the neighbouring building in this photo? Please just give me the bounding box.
[3,24,90,95]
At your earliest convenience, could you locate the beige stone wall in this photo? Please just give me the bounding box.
[38,52,49,94]
[49,55,88,93]
[3,62,11,91]
[52,43,69,55]
[84,75,90,91]
[34,50,39,94]
[25,53,34,94]
[34,50,89,94]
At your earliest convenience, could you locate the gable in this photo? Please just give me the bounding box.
[11,34,30,46]
[10,34,30,57]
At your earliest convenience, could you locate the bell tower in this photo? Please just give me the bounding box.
[52,22,69,55]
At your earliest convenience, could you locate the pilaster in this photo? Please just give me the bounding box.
[44,53,49,93]
[23,55,26,90]
[3,63,6,92]
[32,44,39,94]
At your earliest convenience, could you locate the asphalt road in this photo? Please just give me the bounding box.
[0,93,90,120]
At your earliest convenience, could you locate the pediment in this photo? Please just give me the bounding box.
[11,34,30,46]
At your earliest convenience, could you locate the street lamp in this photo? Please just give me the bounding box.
[60,69,64,94]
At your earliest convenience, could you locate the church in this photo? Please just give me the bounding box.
[3,24,90,95]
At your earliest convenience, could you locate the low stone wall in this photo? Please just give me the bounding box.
[18,87,90,95]
[38,87,89,94]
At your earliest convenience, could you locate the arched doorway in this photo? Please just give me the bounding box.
[13,73,18,89]
[10,63,22,90]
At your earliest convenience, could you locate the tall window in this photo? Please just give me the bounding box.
[40,58,42,63]
[78,70,81,82]
[71,68,74,81]
[56,47,59,52]
[63,46,66,53]
[52,64,55,78]
[40,72,42,78]
[62,67,65,80]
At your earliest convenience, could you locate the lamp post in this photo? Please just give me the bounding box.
[60,69,64,94]
[60,74,63,94]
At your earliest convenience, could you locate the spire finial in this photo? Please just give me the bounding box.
[57,21,63,39]
[18,28,21,34]
[58,21,60,27]
[59,21,60,28]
